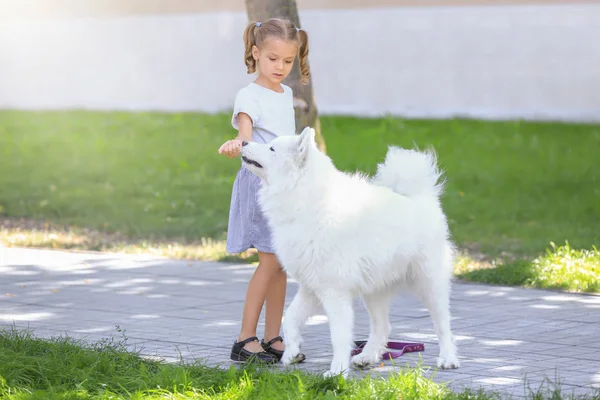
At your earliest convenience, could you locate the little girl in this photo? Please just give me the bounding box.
[218,18,310,364]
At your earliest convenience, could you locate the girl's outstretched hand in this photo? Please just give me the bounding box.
[218,139,243,158]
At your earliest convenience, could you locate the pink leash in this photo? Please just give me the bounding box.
[351,340,425,360]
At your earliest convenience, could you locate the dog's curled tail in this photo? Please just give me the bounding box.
[373,146,445,198]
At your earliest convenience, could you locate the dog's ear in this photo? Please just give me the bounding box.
[299,126,316,145]
[296,127,316,167]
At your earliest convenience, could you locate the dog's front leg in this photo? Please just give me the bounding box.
[281,286,319,365]
[320,291,354,378]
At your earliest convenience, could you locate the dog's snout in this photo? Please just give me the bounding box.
[241,141,248,147]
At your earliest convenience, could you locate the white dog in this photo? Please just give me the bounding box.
[240,127,460,377]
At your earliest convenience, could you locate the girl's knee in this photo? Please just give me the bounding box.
[258,251,281,267]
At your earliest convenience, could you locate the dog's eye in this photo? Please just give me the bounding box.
[269,147,275,152]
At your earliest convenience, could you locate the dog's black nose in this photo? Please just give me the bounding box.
[241,141,248,146]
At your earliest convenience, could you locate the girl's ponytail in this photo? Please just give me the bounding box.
[243,22,259,74]
[297,28,310,85]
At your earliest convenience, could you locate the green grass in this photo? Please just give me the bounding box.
[1,110,599,288]
[0,328,467,399]
[0,327,597,400]
[456,242,600,293]
[0,111,237,240]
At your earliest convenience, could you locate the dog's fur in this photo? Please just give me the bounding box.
[241,127,460,377]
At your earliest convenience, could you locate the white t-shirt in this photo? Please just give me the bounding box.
[231,82,296,144]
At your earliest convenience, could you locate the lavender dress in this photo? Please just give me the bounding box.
[225,82,296,254]
[226,166,274,253]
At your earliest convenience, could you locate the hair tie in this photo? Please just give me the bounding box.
[256,22,262,27]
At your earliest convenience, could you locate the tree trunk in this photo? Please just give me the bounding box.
[245,0,326,153]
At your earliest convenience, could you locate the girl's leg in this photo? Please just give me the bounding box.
[263,252,287,351]
[237,250,285,353]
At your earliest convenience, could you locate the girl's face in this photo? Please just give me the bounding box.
[253,38,298,87]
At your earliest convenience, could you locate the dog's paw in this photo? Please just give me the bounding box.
[281,349,301,366]
[351,352,380,369]
[437,355,460,369]
[324,359,349,379]
[323,369,348,379]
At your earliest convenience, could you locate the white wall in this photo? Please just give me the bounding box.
[1,3,599,121]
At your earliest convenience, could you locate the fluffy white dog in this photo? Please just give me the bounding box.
[240,127,460,377]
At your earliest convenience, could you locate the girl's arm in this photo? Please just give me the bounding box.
[218,112,253,158]
[234,112,253,142]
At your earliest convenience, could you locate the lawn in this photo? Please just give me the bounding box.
[1,110,599,290]
[1,327,596,400]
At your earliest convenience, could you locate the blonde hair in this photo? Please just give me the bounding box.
[243,18,310,85]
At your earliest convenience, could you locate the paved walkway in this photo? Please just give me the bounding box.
[1,247,599,398]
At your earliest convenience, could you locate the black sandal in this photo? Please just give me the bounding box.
[231,336,278,364]
[261,336,306,364]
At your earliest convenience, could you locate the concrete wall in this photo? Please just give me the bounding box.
[1,2,599,121]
